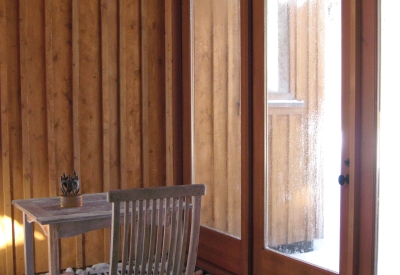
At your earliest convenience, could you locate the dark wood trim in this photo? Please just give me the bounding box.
[262,250,336,275]
[340,0,363,274]
[357,0,379,273]
[240,0,252,274]
[173,0,183,187]
[182,0,192,186]
[196,258,237,275]
[251,0,265,274]
[197,227,241,275]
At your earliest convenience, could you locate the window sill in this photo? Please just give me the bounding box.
[267,100,305,115]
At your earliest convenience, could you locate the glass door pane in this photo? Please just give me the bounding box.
[192,0,241,238]
[265,0,341,272]
[377,1,400,273]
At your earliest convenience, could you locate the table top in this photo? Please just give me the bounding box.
[12,193,112,225]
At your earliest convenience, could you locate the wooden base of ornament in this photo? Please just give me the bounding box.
[60,194,82,208]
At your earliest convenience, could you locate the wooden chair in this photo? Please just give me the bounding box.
[86,184,206,275]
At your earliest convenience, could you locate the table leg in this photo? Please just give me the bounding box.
[23,213,35,275]
[48,224,60,275]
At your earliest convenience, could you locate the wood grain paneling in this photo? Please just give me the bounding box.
[227,0,241,237]
[194,0,213,229]
[45,0,57,198]
[7,0,25,273]
[0,0,169,273]
[0,1,15,273]
[193,0,241,237]
[72,0,83,268]
[121,0,142,190]
[79,0,104,266]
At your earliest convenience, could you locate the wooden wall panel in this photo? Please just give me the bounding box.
[194,0,213,229]
[121,0,142,190]
[227,0,241,237]
[6,0,25,274]
[193,0,242,237]
[72,0,84,268]
[0,0,169,273]
[0,0,14,273]
[48,0,77,269]
[100,0,120,262]
[78,0,104,267]
[21,0,50,271]
[44,0,57,198]
[212,0,229,233]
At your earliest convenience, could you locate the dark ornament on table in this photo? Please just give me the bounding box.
[61,170,80,195]
[60,170,82,207]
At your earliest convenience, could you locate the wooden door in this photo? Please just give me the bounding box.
[182,0,379,274]
[253,0,379,274]
[182,0,251,274]
[253,1,342,274]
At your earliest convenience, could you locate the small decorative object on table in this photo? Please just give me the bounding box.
[60,171,82,207]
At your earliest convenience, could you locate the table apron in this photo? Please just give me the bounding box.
[58,217,112,238]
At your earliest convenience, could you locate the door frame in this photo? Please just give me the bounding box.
[180,0,379,273]
[340,0,379,274]
[252,0,379,274]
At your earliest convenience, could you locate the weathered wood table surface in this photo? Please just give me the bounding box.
[12,193,114,275]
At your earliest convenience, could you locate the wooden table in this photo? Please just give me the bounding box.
[12,193,114,275]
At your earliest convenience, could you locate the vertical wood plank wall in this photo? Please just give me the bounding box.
[193,0,241,238]
[0,0,170,273]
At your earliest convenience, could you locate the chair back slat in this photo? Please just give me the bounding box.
[140,200,151,274]
[127,200,137,275]
[178,196,191,274]
[159,197,171,274]
[153,198,165,275]
[146,199,158,271]
[134,200,144,274]
[120,201,130,275]
[185,195,202,275]
[110,201,120,275]
[172,197,184,275]
[107,184,205,275]
[166,197,178,274]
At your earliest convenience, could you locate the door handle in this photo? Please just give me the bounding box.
[338,174,349,185]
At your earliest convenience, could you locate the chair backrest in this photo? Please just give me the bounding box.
[107,184,206,275]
